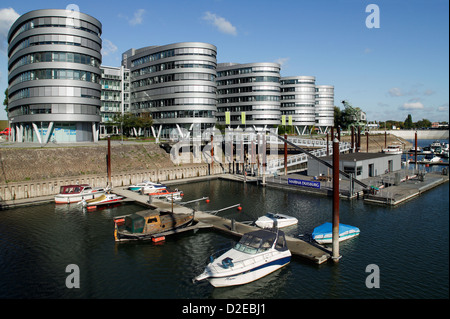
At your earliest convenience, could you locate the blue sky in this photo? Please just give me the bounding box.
[1,0,448,123]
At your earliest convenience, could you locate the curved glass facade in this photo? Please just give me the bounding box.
[216,62,281,129]
[7,9,102,143]
[315,85,335,129]
[280,76,316,134]
[124,42,217,138]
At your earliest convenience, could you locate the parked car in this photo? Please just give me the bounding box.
[0,128,11,135]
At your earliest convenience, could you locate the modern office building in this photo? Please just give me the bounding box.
[7,9,103,143]
[216,62,281,130]
[314,85,335,133]
[99,65,130,136]
[122,42,218,139]
[280,76,316,135]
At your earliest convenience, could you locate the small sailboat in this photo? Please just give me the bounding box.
[311,222,360,244]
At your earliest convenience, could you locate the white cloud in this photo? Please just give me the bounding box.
[437,103,449,112]
[203,12,237,36]
[129,9,145,26]
[388,87,403,97]
[274,57,289,67]
[400,101,424,110]
[101,39,118,56]
[0,7,20,54]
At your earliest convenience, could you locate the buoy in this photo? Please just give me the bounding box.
[206,199,210,203]
[152,236,165,243]
[237,206,242,211]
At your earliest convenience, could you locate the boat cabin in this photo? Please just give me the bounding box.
[59,184,90,194]
[234,229,288,254]
[124,209,191,235]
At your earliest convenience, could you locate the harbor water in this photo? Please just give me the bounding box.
[0,139,448,299]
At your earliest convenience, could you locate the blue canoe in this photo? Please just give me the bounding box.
[312,222,360,244]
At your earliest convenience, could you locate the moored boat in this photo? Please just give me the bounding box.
[311,222,360,244]
[54,184,106,204]
[113,209,194,241]
[82,193,125,209]
[128,181,166,192]
[143,187,183,198]
[255,213,298,229]
[193,228,291,287]
[382,144,403,155]
[422,154,441,163]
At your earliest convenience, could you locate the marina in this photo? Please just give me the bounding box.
[0,138,448,299]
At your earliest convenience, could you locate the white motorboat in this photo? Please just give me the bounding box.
[255,213,298,229]
[194,228,291,287]
[409,146,422,153]
[54,184,106,204]
[128,180,166,192]
[423,154,441,163]
[311,222,360,244]
[382,144,403,155]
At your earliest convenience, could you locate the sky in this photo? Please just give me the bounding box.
[0,0,448,123]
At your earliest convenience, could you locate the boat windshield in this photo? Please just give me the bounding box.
[234,233,275,254]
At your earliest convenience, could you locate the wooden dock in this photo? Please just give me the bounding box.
[112,187,331,264]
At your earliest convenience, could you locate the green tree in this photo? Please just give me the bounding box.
[110,112,153,136]
[404,114,413,129]
[3,89,8,114]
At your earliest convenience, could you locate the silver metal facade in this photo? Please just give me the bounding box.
[7,9,102,143]
[216,62,281,129]
[280,76,316,134]
[124,42,218,138]
[315,85,335,132]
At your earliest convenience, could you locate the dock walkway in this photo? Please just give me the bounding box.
[112,187,331,264]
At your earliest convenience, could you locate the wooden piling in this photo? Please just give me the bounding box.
[332,136,340,262]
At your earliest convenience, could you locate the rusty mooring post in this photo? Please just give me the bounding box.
[351,126,354,153]
[332,135,341,262]
[366,131,369,153]
[415,131,418,171]
[107,135,111,187]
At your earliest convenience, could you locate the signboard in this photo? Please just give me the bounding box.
[288,178,320,189]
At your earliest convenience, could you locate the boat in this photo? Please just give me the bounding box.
[311,222,360,244]
[141,182,167,194]
[54,184,106,204]
[128,180,166,192]
[422,154,441,163]
[255,213,298,229]
[193,228,291,287]
[382,144,403,155]
[160,193,183,202]
[142,187,183,198]
[409,146,422,153]
[81,193,125,209]
[113,209,194,241]
[430,140,442,148]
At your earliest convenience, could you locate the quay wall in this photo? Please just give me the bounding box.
[0,164,224,202]
[384,130,448,140]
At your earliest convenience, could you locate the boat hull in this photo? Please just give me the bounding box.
[206,255,290,287]
[312,222,360,244]
[55,192,104,204]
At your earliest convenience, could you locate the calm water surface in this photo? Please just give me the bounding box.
[0,139,448,299]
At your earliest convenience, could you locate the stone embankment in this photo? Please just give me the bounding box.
[0,142,222,202]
